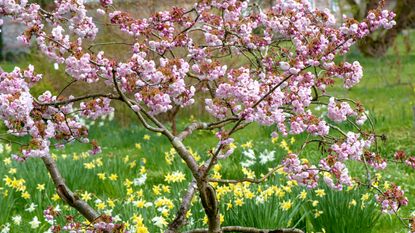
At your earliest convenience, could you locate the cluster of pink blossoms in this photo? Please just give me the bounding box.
[394,151,415,169]
[80,98,114,120]
[327,97,355,123]
[364,151,387,170]
[330,132,371,161]
[53,0,98,40]
[376,185,408,214]
[99,0,112,8]
[282,153,319,189]
[43,206,60,227]
[318,155,352,190]
[0,0,398,174]
[59,214,122,232]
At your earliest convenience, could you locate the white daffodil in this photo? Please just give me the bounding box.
[259,149,276,164]
[240,149,256,167]
[152,216,167,228]
[1,223,10,233]
[113,215,122,222]
[133,174,147,186]
[25,203,37,212]
[29,216,41,229]
[242,149,256,160]
[12,215,22,225]
[240,159,255,168]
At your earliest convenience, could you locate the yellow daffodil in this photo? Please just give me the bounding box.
[315,189,326,198]
[52,194,60,201]
[81,191,92,201]
[280,200,293,211]
[135,143,142,150]
[235,198,244,206]
[361,193,370,202]
[36,183,45,191]
[109,173,118,181]
[21,191,30,199]
[97,173,106,180]
[299,190,307,200]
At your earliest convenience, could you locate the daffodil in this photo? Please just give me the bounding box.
[21,191,30,199]
[29,216,40,229]
[135,143,142,150]
[164,171,186,183]
[12,215,22,225]
[280,200,293,211]
[349,199,357,207]
[81,191,92,201]
[97,173,106,180]
[36,183,45,191]
[234,198,244,206]
[109,173,118,181]
[361,193,370,202]
[315,189,326,197]
[299,190,307,200]
[241,141,253,149]
[3,157,11,165]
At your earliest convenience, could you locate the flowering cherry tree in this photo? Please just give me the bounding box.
[0,0,413,232]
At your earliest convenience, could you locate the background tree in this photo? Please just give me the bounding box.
[346,0,415,57]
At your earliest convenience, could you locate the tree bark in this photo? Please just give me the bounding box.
[199,183,221,233]
[166,179,197,233]
[42,155,100,222]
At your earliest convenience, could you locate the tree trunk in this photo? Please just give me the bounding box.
[355,0,415,57]
[199,183,222,233]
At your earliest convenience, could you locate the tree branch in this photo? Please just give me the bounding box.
[177,122,208,140]
[177,117,239,140]
[37,93,120,106]
[111,71,201,179]
[111,71,165,133]
[42,155,100,222]
[166,179,197,233]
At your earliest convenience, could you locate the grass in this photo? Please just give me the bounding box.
[0,33,415,232]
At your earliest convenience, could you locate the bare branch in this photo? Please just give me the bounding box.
[42,155,100,222]
[57,79,77,98]
[111,71,165,133]
[0,137,25,146]
[327,124,347,137]
[177,122,208,140]
[36,93,120,106]
[166,179,197,233]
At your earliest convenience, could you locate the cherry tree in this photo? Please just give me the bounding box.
[0,0,413,232]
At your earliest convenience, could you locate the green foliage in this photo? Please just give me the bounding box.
[304,186,381,233]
